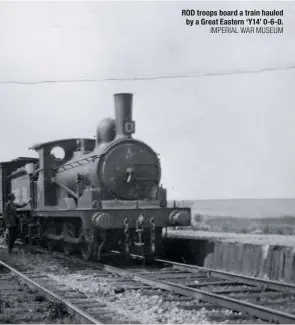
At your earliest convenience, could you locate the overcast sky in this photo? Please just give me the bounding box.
[0,1,294,200]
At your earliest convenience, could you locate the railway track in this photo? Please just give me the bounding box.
[152,258,295,323]
[27,248,295,324]
[2,242,295,323]
[0,258,106,324]
[105,260,295,323]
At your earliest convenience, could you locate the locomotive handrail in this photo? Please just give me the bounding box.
[54,154,101,171]
[51,177,79,199]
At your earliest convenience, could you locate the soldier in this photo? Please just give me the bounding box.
[3,193,32,254]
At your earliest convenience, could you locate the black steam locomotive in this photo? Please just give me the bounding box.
[0,93,190,260]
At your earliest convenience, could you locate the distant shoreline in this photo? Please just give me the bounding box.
[171,198,295,219]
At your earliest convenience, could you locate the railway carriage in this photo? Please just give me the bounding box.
[0,93,191,260]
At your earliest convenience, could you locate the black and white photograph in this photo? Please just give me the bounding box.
[0,0,295,323]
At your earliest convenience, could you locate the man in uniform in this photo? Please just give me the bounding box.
[3,193,32,254]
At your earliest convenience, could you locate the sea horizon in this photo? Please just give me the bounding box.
[170,198,295,219]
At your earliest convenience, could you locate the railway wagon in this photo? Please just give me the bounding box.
[0,157,38,235]
[0,93,191,260]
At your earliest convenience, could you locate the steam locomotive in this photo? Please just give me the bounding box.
[0,93,191,260]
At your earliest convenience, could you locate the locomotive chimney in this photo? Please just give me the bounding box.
[114,93,135,138]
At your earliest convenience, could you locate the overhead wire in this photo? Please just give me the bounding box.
[0,64,294,85]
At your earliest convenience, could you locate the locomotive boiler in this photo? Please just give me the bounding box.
[0,93,191,261]
[54,94,161,203]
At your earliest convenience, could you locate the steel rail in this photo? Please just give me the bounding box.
[32,251,295,323]
[65,258,295,323]
[130,273,295,323]
[0,260,103,324]
[4,246,295,323]
[155,258,295,293]
[96,265,295,323]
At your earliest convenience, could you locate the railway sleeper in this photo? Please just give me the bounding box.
[235,291,295,300]
[27,275,49,279]
[40,284,71,289]
[60,293,86,299]
[68,298,101,303]
[179,303,221,311]
[158,276,206,282]
[0,306,46,313]
[51,288,78,293]
[1,287,33,291]
[163,296,194,301]
[151,273,193,279]
[207,312,250,322]
[140,289,166,296]
[213,287,272,295]
[0,312,48,321]
[190,280,239,288]
[3,302,48,308]
[262,300,295,306]
[76,302,107,308]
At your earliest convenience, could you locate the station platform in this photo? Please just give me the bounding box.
[163,229,295,283]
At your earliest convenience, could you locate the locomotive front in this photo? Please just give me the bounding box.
[98,139,161,201]
[101,94,161,201]
[28,93,191,260]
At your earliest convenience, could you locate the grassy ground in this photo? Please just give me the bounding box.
[191,214,295,235]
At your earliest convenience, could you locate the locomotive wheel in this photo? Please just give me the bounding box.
[81,241,93,260]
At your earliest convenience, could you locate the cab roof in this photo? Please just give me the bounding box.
[30,138,95,150]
